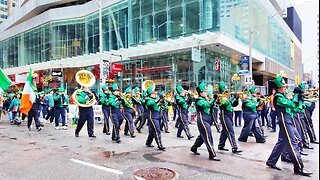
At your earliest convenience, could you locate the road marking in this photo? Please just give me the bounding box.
[70,159,123,175]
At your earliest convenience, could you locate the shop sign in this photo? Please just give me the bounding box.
[100,60,110,79]
[191,47,201,62]
[111,63,123,72]
[214,60,221,72]
[239,56,250,75]
[52,71,62,77]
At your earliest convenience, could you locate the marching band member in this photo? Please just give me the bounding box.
[266,75,312,177]
[53,87,68,130]
[74,85,96,138]
[238,87,266,143]
[190,82,220,161]
[175,85,194,140]
[100,85,111,135]
[136,90,149,133]
[123,87,136,138]
[159,91,170,133]
[132,87,144,133]
[217,82,242,154]
[300,82,319,144]
[145,86,165,150]
[108,84,123,143]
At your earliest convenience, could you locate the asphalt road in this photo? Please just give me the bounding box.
[0,105,319,180]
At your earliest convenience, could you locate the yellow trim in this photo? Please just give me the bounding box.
[221,110,235,149]
[109,107,117,137]
[199,112,216,156]
[281,112,302,169]
[149,111,161,146]
[304,111,316,141]
[178,107,190,137]
[297,113,308,145]
[122,109,134,134]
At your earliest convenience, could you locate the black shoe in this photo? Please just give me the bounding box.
[106,132,111,135]
[249,133,254,137]
[190,148,200,155]
[165,131,170,133]
[281,158,291,163]
[300,151,308,156]
[266,162,282,171]
[124,133,130,136]
[303,145,314,149]
[270,130,276,133]
[75,130,79,137]
[257,140,266,143]
[218,147,229,151]
[137,129,142,133]
[310,141,319,144]
[89,135,96,138]
[188,135,194,140]
[294,169,313,177]
[116,139,121,143]
[177,135,184,138]
[103,129,106,133]
[158,146,166,151]
[146,143,154,148]
[36,127,42,132]
[209,156,220,161]
[238,138,247,142]
[131,134,136,138]
[232,149,243,154]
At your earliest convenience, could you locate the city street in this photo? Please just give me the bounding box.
[0,105,319,180]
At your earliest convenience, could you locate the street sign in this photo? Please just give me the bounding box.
[52,70,62,77]
[214,60,221,72]
[239,56,250,75]
[191,47,201,62]
[244,75,252,85]
[100,60,110,80]
[111,63,123,72]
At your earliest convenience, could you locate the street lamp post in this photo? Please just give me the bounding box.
[94,0,105,86]
[111,53,123,91]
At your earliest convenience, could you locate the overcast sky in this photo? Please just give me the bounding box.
[291,0,319,86]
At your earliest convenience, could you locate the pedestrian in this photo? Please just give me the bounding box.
[233,98,242,127]
[53,87,68,130]
[8,93,21,125]
[266,75,312,177]
[190,82,220,161]
[45,89,55,123]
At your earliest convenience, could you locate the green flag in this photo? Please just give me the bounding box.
[0,68,12,91]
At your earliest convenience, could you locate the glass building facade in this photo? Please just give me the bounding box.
[0,0,294,90]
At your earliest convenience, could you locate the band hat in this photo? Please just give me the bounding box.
[196,82,207,94]
[299,82,306,91]
[111,84,120,92]
[219,81,227,92]
[250,85,257,94]
[46,88,53,93]
[147,86,154,95]
[102,85,109,91]
[58,87,65,92]
[125,87,132,93]
[176,85,185,94]
[273,75,286,88]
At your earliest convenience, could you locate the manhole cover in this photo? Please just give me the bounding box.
[133,167,177,180]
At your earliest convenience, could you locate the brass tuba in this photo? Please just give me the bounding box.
[72,70,97,107]
[142,80,155,92]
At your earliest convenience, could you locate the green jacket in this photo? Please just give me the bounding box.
[45,94,54,108]
[100,93,109,106]
[175,94,188,109]
[146,97,160,112]
[243,96,259,113]
[196,97,214,115]
[219,96,235,112]
[9,98,20,111]
[108,94,120,109]
[275,93,296,118]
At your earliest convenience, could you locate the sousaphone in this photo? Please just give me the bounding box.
[72,70,97,107]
